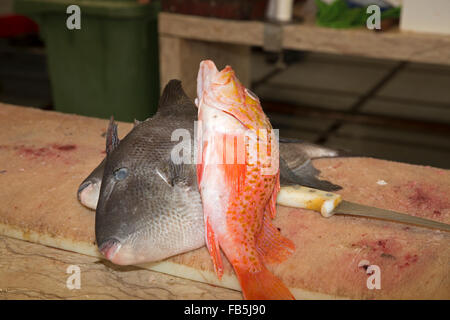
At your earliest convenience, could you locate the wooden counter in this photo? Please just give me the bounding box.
[0,103,449,299]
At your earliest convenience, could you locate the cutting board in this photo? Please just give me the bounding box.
[0,103,449,299]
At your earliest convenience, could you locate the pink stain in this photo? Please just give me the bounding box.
[4,143,80,167]
[14,143,77,159]
[351,238,401,258]
[332,162,343,169]
[398,254,419,269]
[51,144,76,151]
[395,181,449,219]
[352,238,422,272]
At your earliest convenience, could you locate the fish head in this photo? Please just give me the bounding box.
[198,60,259,107]
[197,60,270,132]
[197,60,277,176]
[95,81,204,266]
[77,119,147,210]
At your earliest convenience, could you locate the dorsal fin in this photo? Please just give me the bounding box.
[157,80,196,116]
[106,116,119,155]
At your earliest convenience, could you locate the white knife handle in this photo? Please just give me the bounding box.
[277,185,342,217]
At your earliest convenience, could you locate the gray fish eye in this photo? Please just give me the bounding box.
[114,167,128,181]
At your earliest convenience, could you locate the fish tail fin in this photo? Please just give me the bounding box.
[205,217,224,279]
[234,264,295,300]
[256,206,295,265]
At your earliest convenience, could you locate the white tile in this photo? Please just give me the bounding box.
[257,84,357,111]
[335,123,450,149]
[266,59,392,94]
[277,128,321,141]
[268,113,334,132]
[377,70,450,105]
[325,136,450,169]
[304,52,399,69]
[362,98,450,124]
[406,62,450,74]
[401,0,450,35]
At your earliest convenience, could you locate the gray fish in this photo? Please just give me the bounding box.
[78,80,342,265]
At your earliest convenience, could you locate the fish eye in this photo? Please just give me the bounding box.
[245,88,259,101]
[114,167,128,181]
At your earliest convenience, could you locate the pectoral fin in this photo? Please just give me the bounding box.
[279,138,343,191]
[280,158,341,191]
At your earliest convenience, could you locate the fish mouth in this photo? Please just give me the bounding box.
[97,235,185,266]
[78,180,100,210]
[98,238,122,261]
[77,180,91,199]
[197,60,219,102]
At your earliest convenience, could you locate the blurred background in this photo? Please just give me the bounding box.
[1,0,449,168]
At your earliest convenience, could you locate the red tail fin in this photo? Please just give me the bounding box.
[233,264,295,300]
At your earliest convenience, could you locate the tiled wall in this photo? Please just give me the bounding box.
[252,50,450,169]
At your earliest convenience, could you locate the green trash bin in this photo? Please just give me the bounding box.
[14,0,160,122]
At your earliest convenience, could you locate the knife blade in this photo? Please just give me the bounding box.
[277,185,450,232]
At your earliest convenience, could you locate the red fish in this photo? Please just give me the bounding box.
[196,60,295,300]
